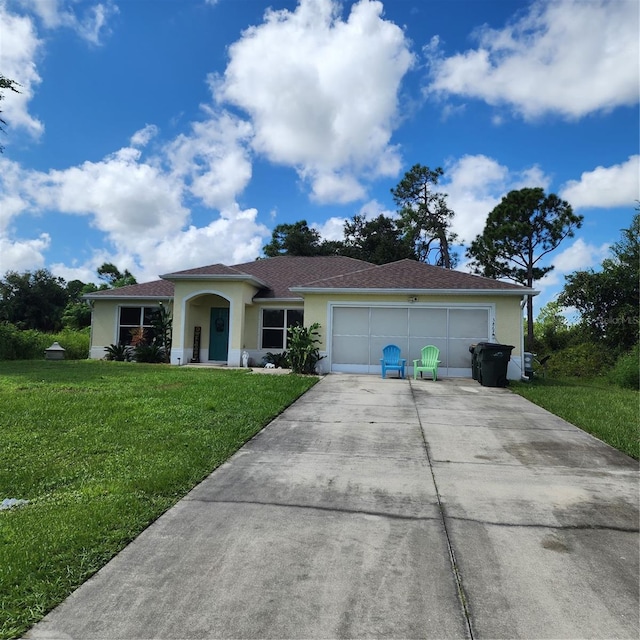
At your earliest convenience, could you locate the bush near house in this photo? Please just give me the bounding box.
[540,342,616,378]
[0,323,90,360]
[608,344,640,390]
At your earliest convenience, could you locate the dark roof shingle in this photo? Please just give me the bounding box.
[85,279,174,299]
[292,259,529,291]
[85,256,530,300]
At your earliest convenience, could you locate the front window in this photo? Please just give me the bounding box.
[118,306,158,345]
[261,309,303,349]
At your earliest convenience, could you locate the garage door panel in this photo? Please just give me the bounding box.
[409,308,447,337]
[331,305,494,376]
[448,339,475,368]
[333,307,369,335]
[370,308,408,337]
[332,336,369,365]
[449,308,489,336]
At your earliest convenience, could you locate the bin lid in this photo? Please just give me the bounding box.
[475,342,514,351]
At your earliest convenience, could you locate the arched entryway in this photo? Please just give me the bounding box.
[182,292,231,363]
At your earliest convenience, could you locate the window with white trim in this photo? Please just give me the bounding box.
[261,309,304,349]
[118,306,158,345]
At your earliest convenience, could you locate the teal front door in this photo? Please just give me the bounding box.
[208,307,229,361]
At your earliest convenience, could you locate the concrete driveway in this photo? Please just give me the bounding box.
[25,375,639,639]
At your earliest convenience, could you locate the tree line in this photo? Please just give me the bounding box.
[1,162,637,371]
[263,165,460,267]
[264,164,585,351]
[0,263,136,332]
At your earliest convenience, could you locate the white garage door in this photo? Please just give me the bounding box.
[330,305,491,376]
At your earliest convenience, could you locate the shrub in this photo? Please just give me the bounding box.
[104,343,132,362]
[545,342,616,378]
[0,323,41,359]
[287,322,324,375]
[608,344,640,390]
[48,328,90,360]
[262,351,290,368]
[133,343,165,363]
[0,324,89,360]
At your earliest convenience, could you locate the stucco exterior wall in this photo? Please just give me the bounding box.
[89,298,164,359]
[89,282,527,378]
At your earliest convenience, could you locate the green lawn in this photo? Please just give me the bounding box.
[510,376,639,460]
[0,361,317,640]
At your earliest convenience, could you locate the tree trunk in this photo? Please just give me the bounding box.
[526,294,534,352]
[437,228,452,269]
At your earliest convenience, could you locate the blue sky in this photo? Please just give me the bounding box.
[1,0,638,314]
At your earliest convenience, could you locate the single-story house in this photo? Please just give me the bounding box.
[85,256,538,379]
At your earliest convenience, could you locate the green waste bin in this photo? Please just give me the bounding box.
[475,342,514,387]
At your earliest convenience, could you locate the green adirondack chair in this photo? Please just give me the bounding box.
[413,345,440,381]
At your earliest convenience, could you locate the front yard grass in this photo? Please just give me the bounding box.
[0,361,317,640]
[510,376,639,460]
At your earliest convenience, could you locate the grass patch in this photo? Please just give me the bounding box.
[0,361,317,639]
[510,376,639,460]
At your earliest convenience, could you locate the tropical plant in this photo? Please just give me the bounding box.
[262,351,290,368]
[133,343,165,364]
[104,343,132,362]
[150,303,172,363]
[287,322,324,375]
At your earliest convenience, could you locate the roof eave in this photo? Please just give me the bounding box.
[83,294,174,301]
[290,287,539,296]
[160,273,268,288]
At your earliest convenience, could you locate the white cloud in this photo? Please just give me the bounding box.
[130,124,159,148]
[427,0,639,120]
[311,199,396,242]
[308,171,367,204]
[216,0,413,203]
[442,154,552,243]
[0,158,34,230]
[17,0,118,44]
[551,238,610,273]
[140,204,269,280]
[33,147,189,250]
[167,110,254,210]
[0,233,50,273]
[560,155,640,209]
[0,4,44,139]
[0,1,119,146]
[312,216,345,242]
[0,123,270,279]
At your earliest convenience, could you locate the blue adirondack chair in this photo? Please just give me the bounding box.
[413,345,440,381]
[380,344,406,379]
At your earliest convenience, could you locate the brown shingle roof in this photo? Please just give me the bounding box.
[162,263,247,277]
[84,256,531,301]
[85,279,174,299]
[291,259,530,292]
[231,256,373,298]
